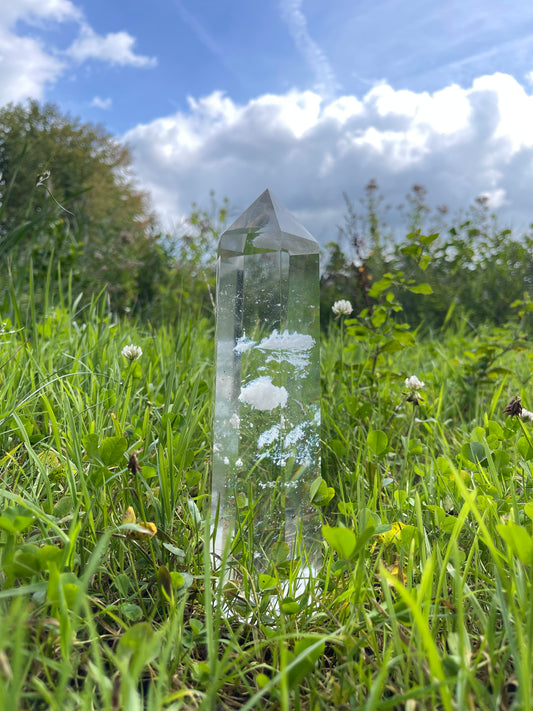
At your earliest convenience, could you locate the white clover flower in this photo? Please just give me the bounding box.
[520,408,533,423]
[405,375,425,392]
[121,344,143,361]
[332,299,353,316]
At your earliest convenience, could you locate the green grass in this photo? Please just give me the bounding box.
[1,280,533,710]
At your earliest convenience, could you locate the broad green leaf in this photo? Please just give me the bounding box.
[99,436,128,467]
[371,308,386,327]
[368,278,392,297]
[280,597,300,615]
[120,603,143,622]
[524,502,533,522]
[367,430,388,456]
[287,638,325,689]
[37,545,63,570]
[0,513,35,535]
[419,233,439,245]
[170,571,194,591]
[328,439,346,457]
[258,574,278,591]
[82,433,100,461]
[460,441,487,465]
[497,523,533,564]
[117,622,161,678]
[270,541,290,565]
[392,329,416,346]
[408,283,433,295]
[322,525,356,559]
[309,477,335,507]
[10,544,41,578]
[517,437,533,461]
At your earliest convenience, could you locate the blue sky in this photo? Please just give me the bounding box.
[3,0,533,240]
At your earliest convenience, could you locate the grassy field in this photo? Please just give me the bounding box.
[1,280,533,710]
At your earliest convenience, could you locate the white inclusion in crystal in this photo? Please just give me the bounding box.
[230,413,240,429]
[258,330,315,372]
[239,376,288,411]
[223,456,230,465]
[256,405,320,466]
[257,424,280,451]
[234,334,256,354]
[258,329,314,352]
[283,423,305,449]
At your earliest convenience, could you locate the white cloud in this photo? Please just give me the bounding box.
[91,96,112,110]
[124,73,533,241]
[66,24,156,67]
[0,1,155,107]
[0,29,64,104]
[0,0,81,25]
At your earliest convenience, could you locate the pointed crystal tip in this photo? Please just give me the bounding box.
[218,189,319,257]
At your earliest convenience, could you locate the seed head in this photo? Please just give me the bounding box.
[503,396,522,419]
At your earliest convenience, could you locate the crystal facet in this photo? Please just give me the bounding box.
[212,189,321,569]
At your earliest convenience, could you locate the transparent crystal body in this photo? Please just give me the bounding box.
[212,189,321,569]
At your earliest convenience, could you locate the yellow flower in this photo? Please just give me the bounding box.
[375,521,405,546]
[123,506,136,525]
[123,506,157,540]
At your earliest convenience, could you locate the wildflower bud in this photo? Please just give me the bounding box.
[121,344,142,361]
[36,170,51,187]
[332,299,353,316]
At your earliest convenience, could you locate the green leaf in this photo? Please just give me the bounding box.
[322,525,356,559]
[524,503,533,522]
[287,638,325,689]
[368,277,392,297]
[408,283,433,295]
[419,233,439,246]
[371,308,386,327]
[10,544,41,578]
[392,329,416,346]
[0,508,35,535]
[157,565,174,604]
[367,430,388,456]
[280,597,300,615]
[37,545,63,571]
[99,436,128,467]
[270,541,290,565]
[309,477,335,507]
[460,441,487,465]
[419,254,431,270]
[258,574,278,591]
[497,523,533,564]
[162,542,186,558]
[170,571,194,592]
[517,437,533,461]
[82,433,100,461]
[120,603,143,622]
[117,622,161,678]
[328,439,346,457]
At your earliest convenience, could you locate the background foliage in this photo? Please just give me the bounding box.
[1,101,532,333]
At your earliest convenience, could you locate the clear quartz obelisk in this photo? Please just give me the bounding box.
[212,189,321,570]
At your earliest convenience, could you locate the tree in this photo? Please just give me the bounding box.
[0,100,156,311]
